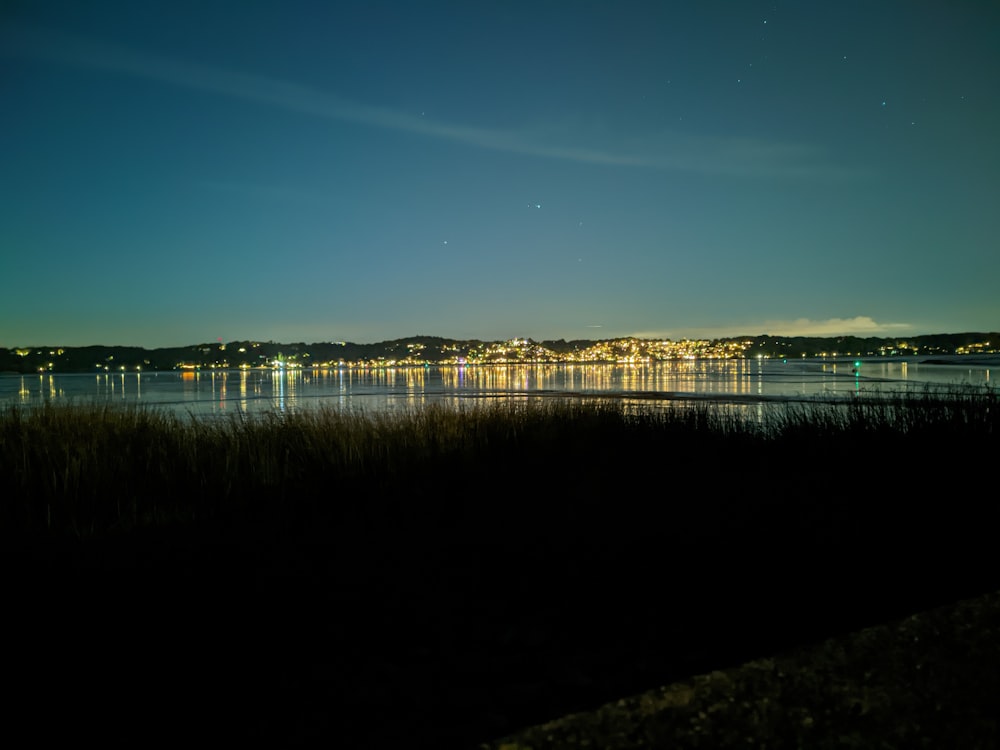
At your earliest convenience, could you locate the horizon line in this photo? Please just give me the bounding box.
[5,329,996,351]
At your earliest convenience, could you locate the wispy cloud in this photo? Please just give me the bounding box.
[752,316,913,336]
[3,23,863,179]
[634,316,913,340]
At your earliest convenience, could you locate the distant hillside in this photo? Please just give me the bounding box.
[2,332,996,374]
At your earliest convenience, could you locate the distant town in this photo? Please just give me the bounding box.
[2,332,997,374]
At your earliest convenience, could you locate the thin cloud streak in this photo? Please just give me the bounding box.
[3,23,862,180]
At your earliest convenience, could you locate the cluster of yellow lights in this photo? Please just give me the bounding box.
[957,341,992,354]
[54,337,997,374]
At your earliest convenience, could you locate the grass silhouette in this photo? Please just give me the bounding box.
[2,388,997,747]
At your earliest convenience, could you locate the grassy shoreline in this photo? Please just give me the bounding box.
[4,390,998,747]
[4,388,996,539]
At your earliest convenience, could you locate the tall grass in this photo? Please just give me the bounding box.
[1,387,995,539]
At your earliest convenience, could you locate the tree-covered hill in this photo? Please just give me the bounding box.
[1,332,996,374]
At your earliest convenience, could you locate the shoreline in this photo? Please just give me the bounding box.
[4,395,997,746]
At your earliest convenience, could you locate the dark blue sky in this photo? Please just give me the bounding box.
[3,1,998,347]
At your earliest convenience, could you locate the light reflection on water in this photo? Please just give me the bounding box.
[1,357,995,419]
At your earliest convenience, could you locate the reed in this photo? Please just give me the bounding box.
[1,387,995,538]
[3,388,997,749]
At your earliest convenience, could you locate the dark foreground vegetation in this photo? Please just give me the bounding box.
[3,390,998,748]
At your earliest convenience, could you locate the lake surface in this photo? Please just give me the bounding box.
[2,356,995,418]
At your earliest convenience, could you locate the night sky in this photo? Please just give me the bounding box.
[3,1,998,348]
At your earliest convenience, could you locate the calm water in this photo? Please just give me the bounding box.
[1,357,995,418]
